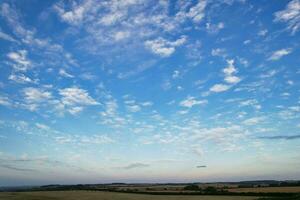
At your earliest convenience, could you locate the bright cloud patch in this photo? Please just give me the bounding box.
[274,0,300,34]
[7,50,31,71]
[268,48,292,60]
[145,36,187,57]
[210,84,231,93]
[59,87,99,106]
[179,96,207,108]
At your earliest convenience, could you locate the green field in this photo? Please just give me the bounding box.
[0,191,259,200]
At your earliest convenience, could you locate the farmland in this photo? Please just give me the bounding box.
[1,181,300,200]
[0,191,259,200]
[228,186,300,193]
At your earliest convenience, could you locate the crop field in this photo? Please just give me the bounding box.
[0,191,259,200]
[228,186,300,193]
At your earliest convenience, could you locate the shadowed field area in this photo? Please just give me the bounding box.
[228,187,300,193]
[0,191,259,200]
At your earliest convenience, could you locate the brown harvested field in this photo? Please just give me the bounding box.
[0,191,259,200]
[228,186,300,193]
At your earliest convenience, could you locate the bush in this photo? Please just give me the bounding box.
[183,184,200,191]
[204,186,217,193]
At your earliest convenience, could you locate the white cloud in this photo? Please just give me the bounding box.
[80,72,97,80]
[179,96,207,108]
[114,31,130,41]
[258,29,268,36]
[260,69,278,78]
[141,101,153,107]
[127,104,141,112]
[117,60,157,79]
[35,123,50,131]
[172,70,180,79]
[54,1,92,25]
[8,73,36,84]
[287,80,294,85]
[190,125,245,152]
[7,50,31,71]
[100,99,127,127]
[55,134,114,145]
[68,106,84,115]
[223,59,241,84]
[23,87,52,103]
[268,48,292,61]
[161,79,172,90]
[274,0,300,34]
[22,87,52,111]
[243,117,265,125]
[206,22,224,34]
[59,69,74,78]
[0,30,18,42]
[239,99,261,110]
[243,40,251,45]
[223,59,236,76]
[177,110,189,115]
[224,75,241,84]
[211,48,226,57]
[79,135,115,145]
[145,36,187,57]
[0,96,12,107]
[186,0,207,23]
[59,87,99,106]
[209,84,231,93]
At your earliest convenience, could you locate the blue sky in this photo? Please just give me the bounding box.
[0,0,300,186]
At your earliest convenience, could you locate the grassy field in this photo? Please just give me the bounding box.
[0,191,259,200]
[228,186,300,193]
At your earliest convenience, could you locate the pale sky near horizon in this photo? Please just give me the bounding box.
[0,0,300,186]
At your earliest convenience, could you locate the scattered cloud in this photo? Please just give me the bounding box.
[8,73,37,84]
[179,96,207,108]
[59,87,99,106]
[7,50,31,71]
[59,69,74,78]
[35,123,50,131]
[274,0,300,34]
[0,30,18,43]
[223,59,241,84]
[54,0,92,25]
[23,87,52,103]
[268,48,292,61]
[209,84,231,93]
[145,36,187,57]
[127,104,141,113]
[0,96,12,107]
[211,48,226,57]
[185,0,207,23]
[172,70,180,79]
[243,117,265,125]
[206,22,224,34]
[258,29,268,36]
